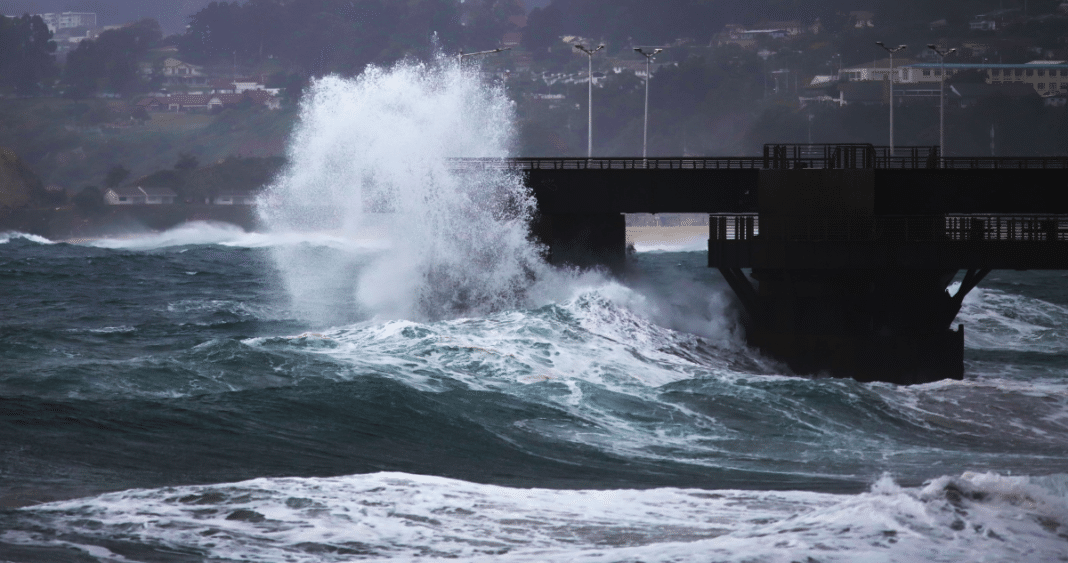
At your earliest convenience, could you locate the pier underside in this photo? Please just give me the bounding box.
[719,267,990,384]
[514,147,1068,384]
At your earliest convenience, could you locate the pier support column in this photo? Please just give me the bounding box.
[531,213,626,273]
[732,268,986,384]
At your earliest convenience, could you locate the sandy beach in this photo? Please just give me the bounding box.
[626,226,709,252]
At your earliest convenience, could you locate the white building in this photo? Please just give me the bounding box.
[213,191,257,205]
[38,12,97,32]
[841,58,964,85]
[105,187,177,205]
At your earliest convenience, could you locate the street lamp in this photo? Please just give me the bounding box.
[457,47,512,66]
[928,44,956,165]
[574,44,605,158]
[634,47,663,161]
[875,42,907,156]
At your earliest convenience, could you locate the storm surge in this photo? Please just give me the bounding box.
[259,56,551,324]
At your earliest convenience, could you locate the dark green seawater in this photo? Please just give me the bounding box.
[1,229,1066,562]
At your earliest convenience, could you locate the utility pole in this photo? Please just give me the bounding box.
[574,44,605,159]
[634,47,663,162]
[876,42,907,156]
[928,45,957,165]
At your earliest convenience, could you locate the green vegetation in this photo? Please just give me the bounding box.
[64,19,163,98]
[0,98,296,191]
[0,15,58,96]
[0,147,48,208]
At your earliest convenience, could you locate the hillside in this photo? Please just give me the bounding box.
[0,147,45,209]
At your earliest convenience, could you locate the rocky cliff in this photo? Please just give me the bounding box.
[0,147,45,209]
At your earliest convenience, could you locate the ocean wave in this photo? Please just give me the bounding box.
[0,231,54,245]
[76,221,391,251]
[5,471,1065,563]
[954,283,1068,354]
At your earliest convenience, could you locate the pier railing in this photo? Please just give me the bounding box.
[709,214,1068,242]
[452,145,1068,170]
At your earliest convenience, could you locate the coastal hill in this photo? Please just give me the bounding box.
[0,147,46,209]
[0,147,266,240]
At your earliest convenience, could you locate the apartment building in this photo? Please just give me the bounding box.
[38,12,97,32]
[906,62,1068,97]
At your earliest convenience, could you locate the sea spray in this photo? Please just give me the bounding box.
[259,57,549,323]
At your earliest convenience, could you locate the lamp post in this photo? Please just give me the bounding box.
[928,44,956,165]
[875,42,907,156]
[574,44,605,158]
[457,47,511,66]
[634,47,663,162]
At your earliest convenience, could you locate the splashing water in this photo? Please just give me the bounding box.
[260,58,550,323]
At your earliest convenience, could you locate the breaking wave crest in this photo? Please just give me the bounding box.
[5,471,1066,563]
[258,56,555,324]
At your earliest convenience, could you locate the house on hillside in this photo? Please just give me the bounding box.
[105,186,177,205]
[755,20,807,35]
[715,24,791,48]
[139,90,281,112]
[840,58,921,83]
[849,11,874,28]
[969,9,1021,31]
[161,58,209,89]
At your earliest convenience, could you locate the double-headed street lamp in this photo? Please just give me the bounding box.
[457,47,511,66]
[634,47,663,161]
[928,44,957,164]
[574,43,605,158]
[875,41,907,156]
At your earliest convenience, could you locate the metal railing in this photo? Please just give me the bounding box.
[454,157,766,170]
[709,215,760,240]
[450,145,1068,170]
[707,214,1068,243]
[940,157,1068,169]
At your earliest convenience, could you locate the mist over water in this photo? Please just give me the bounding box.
[259,57,553,324]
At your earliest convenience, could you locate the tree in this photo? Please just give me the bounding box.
[104,165,130,189]
[0,15,58,96]
[63,19,162,98]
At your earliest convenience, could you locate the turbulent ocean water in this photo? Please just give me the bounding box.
[3,59,1068,562]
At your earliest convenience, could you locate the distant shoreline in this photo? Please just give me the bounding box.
[0,205,258,240]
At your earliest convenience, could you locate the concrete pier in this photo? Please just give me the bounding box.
[484,145,1068,384]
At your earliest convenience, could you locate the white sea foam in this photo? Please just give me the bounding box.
[952,283,1068,354]
[75,221,391,252]
[7,471,1067,562]
[0,231,53,244]
[257,55,560,324]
